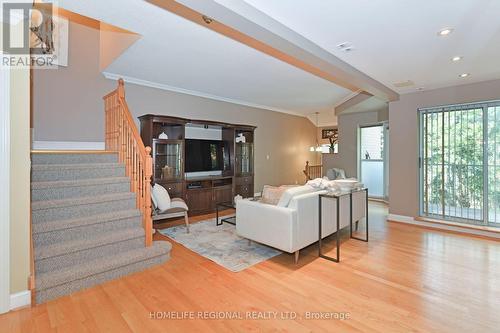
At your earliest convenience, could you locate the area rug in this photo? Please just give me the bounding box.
[159,219,282,272]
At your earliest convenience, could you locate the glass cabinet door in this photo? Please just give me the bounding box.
[236,143,254,175]
[153,140,183,181]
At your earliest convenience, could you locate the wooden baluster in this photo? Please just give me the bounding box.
[103,79,153,247]
[144,147,153,246]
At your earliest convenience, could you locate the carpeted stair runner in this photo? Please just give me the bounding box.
[31,152,171,304]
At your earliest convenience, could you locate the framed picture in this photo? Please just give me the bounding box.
[30,14,69,67]
[322,128,338,139]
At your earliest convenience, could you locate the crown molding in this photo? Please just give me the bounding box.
[102,72,307,118]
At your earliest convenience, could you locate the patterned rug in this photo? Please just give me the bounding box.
[159,219,282,272]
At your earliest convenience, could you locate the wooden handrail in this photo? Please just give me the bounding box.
[104,79,153,246]
[303,161,323,181]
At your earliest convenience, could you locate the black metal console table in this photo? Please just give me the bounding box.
[318,188,369,263]
[216,202,236,226]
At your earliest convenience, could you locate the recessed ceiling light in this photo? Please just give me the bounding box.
[343,47,354,52]
[452,56,463,62]
[459,73,470,78]
[438,28,453,36]
[337,42,351,49]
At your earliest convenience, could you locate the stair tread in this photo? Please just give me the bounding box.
[32,192,136,211]
[31,177,130,189]
[35,227,145,260]
[31,162,123,170]
[36,241,171,291]
[33,209,141,234]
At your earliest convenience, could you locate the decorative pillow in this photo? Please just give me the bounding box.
[336,168,346,179]
[260,185,287,205]
[152,184,171,211]
[277,185,316,207]
[326,168,347,180]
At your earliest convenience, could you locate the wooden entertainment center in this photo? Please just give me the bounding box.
[139,114,256,216]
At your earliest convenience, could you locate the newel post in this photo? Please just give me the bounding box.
[117,78,125,99]
[144,146,153,247]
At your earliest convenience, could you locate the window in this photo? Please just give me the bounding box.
[419,100,500,227]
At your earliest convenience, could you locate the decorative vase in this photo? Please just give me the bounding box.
[162,165,173,179]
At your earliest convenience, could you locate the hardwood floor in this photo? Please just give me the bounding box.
[2,202,500,332]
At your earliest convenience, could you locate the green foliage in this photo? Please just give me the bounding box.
[423,107,500,221]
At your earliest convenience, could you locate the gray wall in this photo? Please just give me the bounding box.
[33,21,317,191]
[322,110,382,178]
[389,79,500,217]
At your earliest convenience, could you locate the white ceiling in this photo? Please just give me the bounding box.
[244,0,500,94]
[56,0,352,125]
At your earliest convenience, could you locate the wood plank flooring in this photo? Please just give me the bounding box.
[2,202,500,332]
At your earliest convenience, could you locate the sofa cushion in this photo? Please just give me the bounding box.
[170,197,188,211]
[277,185,316,207]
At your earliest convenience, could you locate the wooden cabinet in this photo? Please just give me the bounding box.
[156,181,184,199]
[235,184,252,198]
[186,188,212,213]
[214,186,233,206]
[152,139,184,183]
[139,114,255,216]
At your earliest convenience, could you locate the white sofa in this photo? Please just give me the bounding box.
[236,186,366,263]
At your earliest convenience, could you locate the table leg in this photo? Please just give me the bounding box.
[319,196,340,263]
[350,189,369,242]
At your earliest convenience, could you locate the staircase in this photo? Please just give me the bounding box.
[31,152,171,304]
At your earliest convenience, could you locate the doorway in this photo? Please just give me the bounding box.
[359,123,389,200]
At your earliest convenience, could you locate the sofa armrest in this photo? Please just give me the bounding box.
[236,199,297,253]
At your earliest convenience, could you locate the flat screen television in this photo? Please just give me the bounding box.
[185,139,224,172]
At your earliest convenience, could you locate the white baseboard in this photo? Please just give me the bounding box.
[32,141,105,150]
[10,290,31,310]
[387,214,500,239]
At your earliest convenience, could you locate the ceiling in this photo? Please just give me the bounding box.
[56,0,352,125]
[243,0,500,94]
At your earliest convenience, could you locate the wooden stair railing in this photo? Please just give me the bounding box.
[303,161,323,181]
[103,79,153,246]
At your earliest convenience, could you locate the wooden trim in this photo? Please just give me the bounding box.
[138,114,256,130]
[31,150,117,154]
[303,161,322,181]
[104,79,153,246]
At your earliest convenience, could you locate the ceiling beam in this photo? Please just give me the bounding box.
[147,0,399,102]
[335,91,373,116]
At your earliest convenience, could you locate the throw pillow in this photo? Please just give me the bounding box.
[260,185,287,205]
[152,183,171,212]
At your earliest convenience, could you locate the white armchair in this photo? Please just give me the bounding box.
[236,188,366,263]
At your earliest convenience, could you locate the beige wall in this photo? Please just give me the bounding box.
[33,21,317,191]
[7,25,31,294]
[389,79,500,217]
